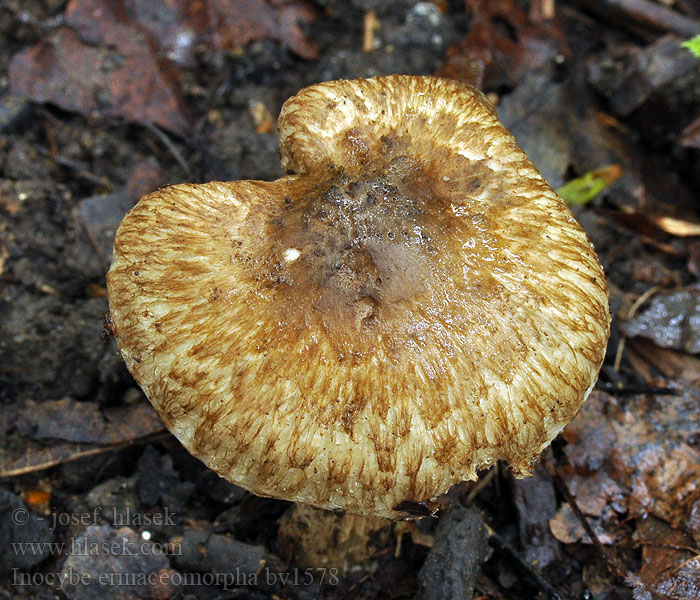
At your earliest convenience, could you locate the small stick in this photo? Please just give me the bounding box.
[465,466,497,504]
[548,466,628,581]
[550,467,659,598]
[79,217,109,274]
[614,284,661,373]
[363,10,380,53]
[37,147,113,191]
[572,0,700,37]
[595,382,681,396]
[0,431,168,479]
[484,523,564,600]
[143,121,192,177]
[626,286,661,321]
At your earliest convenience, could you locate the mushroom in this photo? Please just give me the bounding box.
[107,75,610,521]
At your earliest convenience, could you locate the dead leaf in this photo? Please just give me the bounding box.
[9,22,189,135]
[17,398,161,444]
[191,0,319,61]
[563,391,700,540]
[120,0,317,65]
[78,157,166,265]
[628,443,700,531]
[560,392,618,472]
[439,0,567,90]
[635,517,700,598]
[8,0,318,134]
[622,286,700,354]
[565,472,627,517]
[1,399,164,478]
[68,0,318,63]
[587,35,698,118]
[549,503,617,545]
[628,338,700,385]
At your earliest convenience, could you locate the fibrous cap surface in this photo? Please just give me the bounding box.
[107,76,610,518]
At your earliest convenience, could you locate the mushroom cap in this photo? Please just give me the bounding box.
[107,75,610,519]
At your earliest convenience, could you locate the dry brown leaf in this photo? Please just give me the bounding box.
[439,0,567,89]
[9,22,189,135]
[563,391,700,541]
[195,0,319,61]
[636,517,700,597]
[565,472,627,517]
[8,0,318,134]
[549,503,618,545]
[628,338,700,384]
[1,399,164,478]
[622,287,700,355]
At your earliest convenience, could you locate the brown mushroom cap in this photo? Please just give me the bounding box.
[107,75,610,519]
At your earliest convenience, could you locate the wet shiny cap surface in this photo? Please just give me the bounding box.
[107,76,610,518]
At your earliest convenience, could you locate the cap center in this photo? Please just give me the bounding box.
[264,166,450,331]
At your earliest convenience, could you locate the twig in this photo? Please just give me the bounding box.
[78,217,109,274]
[549,466,658,598]
[530,0,557,21]
[626,285,661,320]
[572,0,700,37]
[614,285,662,373]
[0,431,167,479]
[637,540,700,554]
[37,147,113,191]
[548,466,629,582]
[485,523,565,600]
[613,335,626,373]
[595,382,681,396]
[143,121,191,177]
[466,466,497,504]
[363,10,380,53]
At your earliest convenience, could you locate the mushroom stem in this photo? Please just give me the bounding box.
[278,504,392,575]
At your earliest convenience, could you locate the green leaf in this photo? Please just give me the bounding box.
[682,34,700,58]
[557,164,622,206]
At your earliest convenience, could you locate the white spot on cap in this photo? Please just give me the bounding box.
[284,248,301,262]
